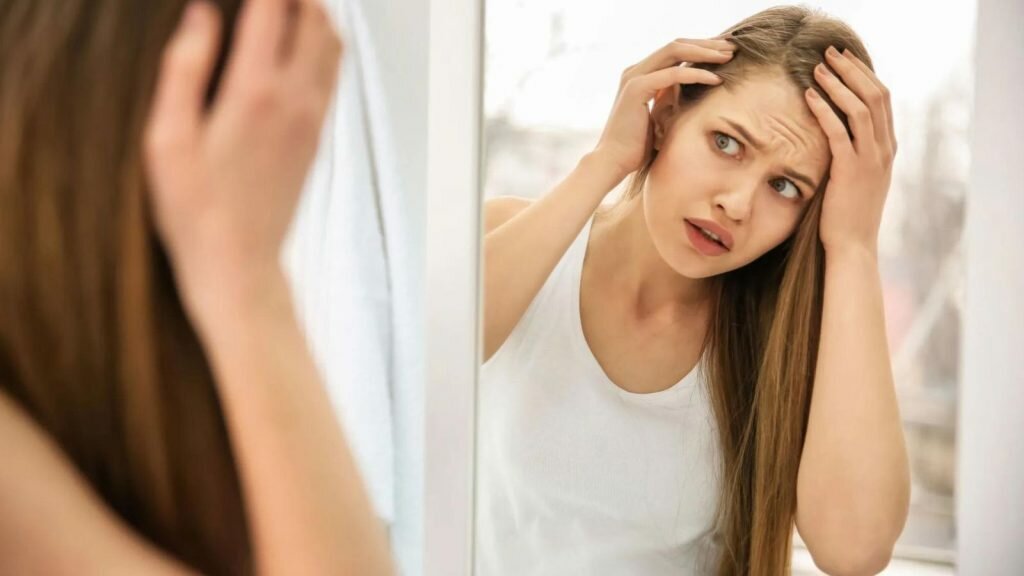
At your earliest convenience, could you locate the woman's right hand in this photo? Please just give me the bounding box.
[144,0,343,317]
[593,38,736,177]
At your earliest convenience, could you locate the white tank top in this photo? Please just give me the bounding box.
[476,217,724,576]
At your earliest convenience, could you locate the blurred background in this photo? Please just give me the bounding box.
[481,0,978,570]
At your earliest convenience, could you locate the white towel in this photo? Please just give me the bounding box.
[342,2,427,575]
[283,0,398,524]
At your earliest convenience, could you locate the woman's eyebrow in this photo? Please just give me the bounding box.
[721,116,820,191]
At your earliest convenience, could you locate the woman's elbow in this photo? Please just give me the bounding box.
[808,540,895,576]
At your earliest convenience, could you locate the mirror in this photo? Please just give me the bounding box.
[475,1,975,573]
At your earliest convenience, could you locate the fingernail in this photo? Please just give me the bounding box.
[806,88,821,100]
[826,45,840,58]
[816,63,833,77]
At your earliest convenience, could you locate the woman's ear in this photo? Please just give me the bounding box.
[651,83,682,151]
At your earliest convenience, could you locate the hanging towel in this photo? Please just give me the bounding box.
[283,0,398,524]
[339,2,428,575]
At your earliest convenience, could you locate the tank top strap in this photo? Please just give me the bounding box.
[486,217,595,367]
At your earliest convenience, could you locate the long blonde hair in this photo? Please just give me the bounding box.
[622,6,871,574]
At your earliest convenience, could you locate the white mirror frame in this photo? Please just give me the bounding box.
[957,0,1024,573]
[424,0,483,574]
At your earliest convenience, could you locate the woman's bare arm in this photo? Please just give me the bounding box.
[190,268,395,576]
[0,271,394,576]
[795,249,909,575]
[0,392,194,575]
[795,47,910,575]
[483,154,625,361]
[0,313,393,576]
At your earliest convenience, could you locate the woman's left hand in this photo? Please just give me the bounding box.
[805,46,897,257]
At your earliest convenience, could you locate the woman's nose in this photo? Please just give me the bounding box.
[714,183,756,223]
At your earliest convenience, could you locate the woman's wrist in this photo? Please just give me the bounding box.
[177,258,296,347]
[823,240,879,268]
[579,149,633,194]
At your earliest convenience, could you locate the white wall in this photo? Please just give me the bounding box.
[957,0,1024,573]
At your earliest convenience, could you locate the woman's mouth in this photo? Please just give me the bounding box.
[684,220,730,256]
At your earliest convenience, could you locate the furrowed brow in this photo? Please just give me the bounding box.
[721,116,820,191]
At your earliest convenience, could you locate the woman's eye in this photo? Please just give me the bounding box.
[771,178,801,200]
[713,132,740,156]
[713,132,802,201]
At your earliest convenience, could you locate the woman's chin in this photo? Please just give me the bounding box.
[675,262,723,280]
[662,249,726,280]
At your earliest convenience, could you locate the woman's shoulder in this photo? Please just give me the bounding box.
[0,389,190,574]
[484,196,533,233]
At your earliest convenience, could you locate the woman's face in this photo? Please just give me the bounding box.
[644,72,831,279]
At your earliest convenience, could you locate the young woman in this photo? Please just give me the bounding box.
[0,0,394,574]
[479,6,910,575]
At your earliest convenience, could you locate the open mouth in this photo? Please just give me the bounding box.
[686,221,729,250]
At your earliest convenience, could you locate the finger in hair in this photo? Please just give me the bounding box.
[147,1,223,151]
[805,87,854,157]
[813,62,873,152]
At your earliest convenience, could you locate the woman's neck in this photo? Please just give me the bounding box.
[589,193,713,322]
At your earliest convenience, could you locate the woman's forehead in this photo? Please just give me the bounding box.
[711,77,821,137]
[701,77,831,173]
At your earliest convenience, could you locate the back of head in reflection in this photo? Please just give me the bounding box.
[0,1,251,573]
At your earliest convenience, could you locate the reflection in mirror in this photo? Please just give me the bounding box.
[477,2,973,574]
